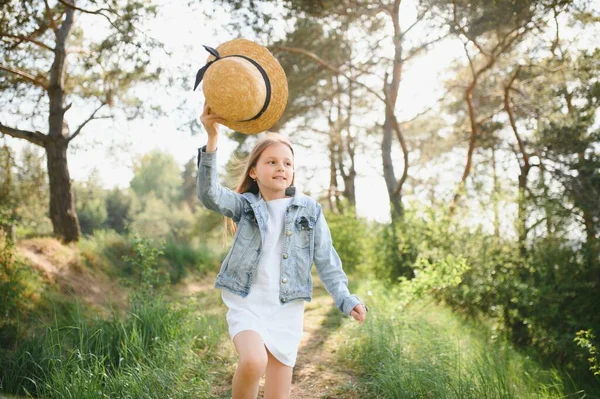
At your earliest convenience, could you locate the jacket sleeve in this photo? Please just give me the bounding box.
[312,205,362,317]
[196,146,245,223]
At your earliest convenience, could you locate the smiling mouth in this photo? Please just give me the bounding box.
[273,177,286,180]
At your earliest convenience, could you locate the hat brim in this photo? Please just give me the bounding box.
[204,39,288,134]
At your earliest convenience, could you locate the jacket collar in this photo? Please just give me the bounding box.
[242,188,307,209]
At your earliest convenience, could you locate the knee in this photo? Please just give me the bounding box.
[238,353,268,379]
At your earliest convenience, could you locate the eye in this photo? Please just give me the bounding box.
[268,160,275,164]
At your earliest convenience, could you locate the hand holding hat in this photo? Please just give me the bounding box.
[200,103,226,140]
[194,39,288,134]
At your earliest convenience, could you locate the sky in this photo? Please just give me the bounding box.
[3,0,593,234]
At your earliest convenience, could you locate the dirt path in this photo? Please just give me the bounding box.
[17,239,128,313]
[286,282,361,399]
[209,277,362,399]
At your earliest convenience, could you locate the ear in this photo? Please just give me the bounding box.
[249,167,256,180]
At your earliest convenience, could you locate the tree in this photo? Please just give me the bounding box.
[130,150,182,206]
[0,142,50,239]
[206,0,445,222]
[0,0,161,242]
[73,170,107,235]
[105,186,139,233]
[423,0,551,214]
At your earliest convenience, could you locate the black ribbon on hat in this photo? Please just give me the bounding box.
[194,45,272,122]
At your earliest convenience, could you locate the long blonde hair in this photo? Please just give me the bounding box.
[225,132,295,235]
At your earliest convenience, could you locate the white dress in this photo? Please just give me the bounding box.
[221,197,305,367]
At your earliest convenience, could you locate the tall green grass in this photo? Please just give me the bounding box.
[339,278,588,398]
[1,300,226,398]
[0,236,229,398]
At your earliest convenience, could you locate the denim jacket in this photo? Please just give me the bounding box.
[196,146,363,317]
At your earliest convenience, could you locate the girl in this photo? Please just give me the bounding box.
[197,104,368,398]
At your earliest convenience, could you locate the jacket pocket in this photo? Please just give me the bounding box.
[294,216,314,249]
[237,211,258,241]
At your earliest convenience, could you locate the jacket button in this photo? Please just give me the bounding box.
[286,231,292,236]
[282,278,288,284]
[283,253,288,259]
[282,298,287,303]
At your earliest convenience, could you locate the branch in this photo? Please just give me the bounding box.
[503,65,530,167]
[402,33,449,62]
[2,34,54,52]
[271,46,386,103]
[0,122,47,146]
[56,0,115,17]
[398,107,432,126]
[0,64,48,89]
[43,0,57,30]
[402,4,433,37]
[67,103,108,142]
[56,0,119,31]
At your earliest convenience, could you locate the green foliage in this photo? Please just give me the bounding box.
[371,222,419,282]
[368,208,462,283]
[0,293,225,398]
[122,235,168,299]
[325,209,369,273]
[0,144,51,238]
[0,236,228,398]
[0,235,32,349]
[426,0,540,37]
[427,223,600,386]
[361,202,599,387]
[339,278,579,398]
[162,237,219,283]
[104,187,140,234]
[129,194,195,242]
[74,171,108,235]
[130,151,183,206]
[575,330,600,378]
[78,230,219,285]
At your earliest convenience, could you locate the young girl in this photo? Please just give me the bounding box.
[197,103,368,398]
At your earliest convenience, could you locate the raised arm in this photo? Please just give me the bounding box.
[196,104,245,222]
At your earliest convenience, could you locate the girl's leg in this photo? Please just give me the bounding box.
[232,330,268,399]
[263,348,293,399]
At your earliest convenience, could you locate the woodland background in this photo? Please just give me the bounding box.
[1,0,599,397]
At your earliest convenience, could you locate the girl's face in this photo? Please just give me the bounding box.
[249,143,294,200]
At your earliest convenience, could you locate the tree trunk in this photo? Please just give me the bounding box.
[491,146,500,240]
[380,1,405,223]
[382,116,403,220]
[517,165,530,257]
[46,138,80,242]
[341,77,357,213]
[328,126,339,213]
[46,4,80,242]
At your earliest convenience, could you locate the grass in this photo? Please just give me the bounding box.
[0,283,230,398]
[1,234,232,398]
[338,277,591,399]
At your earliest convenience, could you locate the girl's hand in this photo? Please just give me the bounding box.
[200,103,226,139]
[351,303,368,325]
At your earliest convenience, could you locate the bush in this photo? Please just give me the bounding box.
[0,223,42,349]
[325,209,370,273]
[162,237,219,283]
[79,230,220,285]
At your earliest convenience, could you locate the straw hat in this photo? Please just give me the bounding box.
[193,39,288,134]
